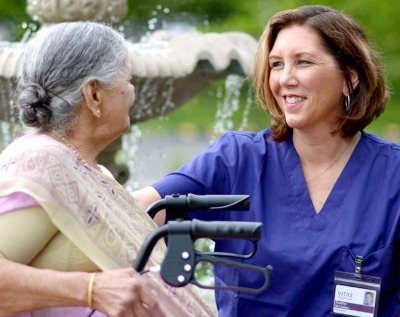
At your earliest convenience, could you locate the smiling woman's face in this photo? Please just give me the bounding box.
[268,25,347,133]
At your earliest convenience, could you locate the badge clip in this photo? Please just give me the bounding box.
[354,255,363,278]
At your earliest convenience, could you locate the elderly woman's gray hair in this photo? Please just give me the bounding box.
[16,21,129,133]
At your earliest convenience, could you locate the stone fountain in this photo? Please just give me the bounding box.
[0,0,258,182]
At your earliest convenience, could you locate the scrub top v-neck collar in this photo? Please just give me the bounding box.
[281,134,365,236]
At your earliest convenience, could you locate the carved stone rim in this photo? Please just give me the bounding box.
[27,0,128,23]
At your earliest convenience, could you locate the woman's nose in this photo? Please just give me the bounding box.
[279,66,297,87]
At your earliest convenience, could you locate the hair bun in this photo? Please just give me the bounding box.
[18,83,52,128]
[26,83,51,106]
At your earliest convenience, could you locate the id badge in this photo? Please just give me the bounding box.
[332,271,381,317]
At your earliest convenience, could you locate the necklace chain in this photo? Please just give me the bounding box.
[52,131,88,167]
[304,135,356,183]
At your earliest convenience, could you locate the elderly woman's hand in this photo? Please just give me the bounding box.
[91,268,166,317]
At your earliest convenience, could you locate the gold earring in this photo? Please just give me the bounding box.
[97,109,101,117]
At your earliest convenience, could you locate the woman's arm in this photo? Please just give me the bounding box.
[0,207,166,316]
[132,186,164,226]
[0,207,58,264]
[0,206,89,314]
[0,259,165,317]
[0,259,88,314]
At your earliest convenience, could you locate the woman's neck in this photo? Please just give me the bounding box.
[51,131,102,171]
[293,131,361,169]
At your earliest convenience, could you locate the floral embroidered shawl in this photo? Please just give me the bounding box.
[0,133,215,317]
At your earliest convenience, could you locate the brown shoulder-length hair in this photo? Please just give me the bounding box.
[253,5,390,141]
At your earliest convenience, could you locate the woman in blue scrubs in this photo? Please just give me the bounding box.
[134,5,400,317]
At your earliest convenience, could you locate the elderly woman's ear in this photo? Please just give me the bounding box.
[82,80,103,118]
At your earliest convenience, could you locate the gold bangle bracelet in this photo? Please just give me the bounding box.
[88,272,96,309]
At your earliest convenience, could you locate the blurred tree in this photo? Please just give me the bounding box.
[0,0,28,22]
[0,0,32,40]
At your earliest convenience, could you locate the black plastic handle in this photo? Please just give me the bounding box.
[185,194,250,211]
[147,194,250,220]
[133,220,262,272]
[133,226,168,272]
[191,219,261,240]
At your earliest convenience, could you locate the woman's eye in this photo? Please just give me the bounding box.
[271,61,284,68]
[298,59,311,65]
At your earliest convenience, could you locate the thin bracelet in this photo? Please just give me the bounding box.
[87,272,96,309]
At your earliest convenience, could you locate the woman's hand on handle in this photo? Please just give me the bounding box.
[92,268,166,317]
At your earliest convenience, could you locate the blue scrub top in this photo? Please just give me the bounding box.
[153,129,400,317]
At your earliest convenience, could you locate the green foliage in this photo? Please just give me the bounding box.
[0,0,36,40]
[0,0,27,21]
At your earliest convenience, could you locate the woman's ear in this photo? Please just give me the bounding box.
[82,80,103,118]
[342,68,359,96]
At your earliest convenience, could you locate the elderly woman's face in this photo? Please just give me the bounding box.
[101,66,136,137]
[268,25,347,132]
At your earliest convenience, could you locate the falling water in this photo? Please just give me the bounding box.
[211,74,254,143]
[0,80,21,151]
[121,125,143,192]
[212,75,244,137]
[239,83,255,131]
[122,74,254,191]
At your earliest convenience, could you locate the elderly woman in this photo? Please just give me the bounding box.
[0,22,214,317]
[134,5,400,317]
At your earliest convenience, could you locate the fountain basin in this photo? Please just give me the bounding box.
[0,30,257,123]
